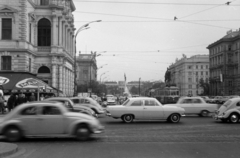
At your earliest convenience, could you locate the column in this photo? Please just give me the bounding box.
[52,64,57,88]
[52,15,58,46]
[70,33,72,56]
[58,17,62,46]
[62,67,65,95]
[59,65,63,91]
[62,21,66,48]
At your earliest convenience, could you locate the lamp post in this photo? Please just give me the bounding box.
[139,78,141,96]
[74,20,101,96]
[100,71,109,83]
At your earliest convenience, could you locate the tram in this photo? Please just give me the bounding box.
[151,86,180,104]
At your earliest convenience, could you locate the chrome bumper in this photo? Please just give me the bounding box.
[93,125,104,134]
[213,114,224,120]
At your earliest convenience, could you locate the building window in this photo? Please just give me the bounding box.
[40,0,49,5]
[38,18,51,46]
[2,18,12,40]
[229,81,232,87]
[201,71,203,75]
[206,72,208,75]
[1,56,11,70]
[29,23,31,43]
[188,66,192,69]
[196,72,198,75]
[188,78,192,82]
[206,65,208,69]
[201,65,203,69]
[196,65,198,69]
[38,66,50,73]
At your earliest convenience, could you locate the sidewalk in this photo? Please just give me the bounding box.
[0,142,18,157]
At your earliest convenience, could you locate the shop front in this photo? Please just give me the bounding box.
[0,71,63,100]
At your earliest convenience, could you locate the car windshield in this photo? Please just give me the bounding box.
[122,99,130,106]
[222,100,232,107]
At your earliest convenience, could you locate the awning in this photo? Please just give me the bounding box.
[0,71,58,94]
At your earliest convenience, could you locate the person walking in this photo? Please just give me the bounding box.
[0,93,5,114]
[7,93,15,112]
[29,93,36,102]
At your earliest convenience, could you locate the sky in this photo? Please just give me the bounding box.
[72,0,240,82]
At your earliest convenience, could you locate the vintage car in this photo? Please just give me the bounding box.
[106,94,116,105]
[105,97,185,123]
[0,101,104,142]
[44,97,96,117]
[214,98,240,123]
[165,97,218,117]
[70,97,105,114]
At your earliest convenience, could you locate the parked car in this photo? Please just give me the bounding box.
[106,94,116,105]
[200,96,210,103]
[44,97,96,117]
[210,96,223,104]
[165,96,218,117]
[214,98,240,123]
[106,97,185,123]
[0,101,104,142]
[70,97,105,115]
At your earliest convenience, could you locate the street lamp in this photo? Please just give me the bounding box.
[74,20,101,96]
[100,71,109,83]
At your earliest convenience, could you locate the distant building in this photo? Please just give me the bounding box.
[76,53,97,85]
[207,29,240,95]
[168,55,209,96]
[0,0,76,96]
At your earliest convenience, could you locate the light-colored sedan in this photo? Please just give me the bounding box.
[106,97,185,123]
[165,97,218,116]
[0,101,104,142]
[70,97,105,114]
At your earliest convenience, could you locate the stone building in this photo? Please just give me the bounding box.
[0,0,76,96]
[168,55,209,96]
[76,53,97,86]
[207,29,240,96]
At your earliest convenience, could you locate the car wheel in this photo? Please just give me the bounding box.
[75,124,91,141]
[4,126,22,142]
[200,110,209,117]
[168,114,180,123]
[123,114,134,123]
[229,113,239,123]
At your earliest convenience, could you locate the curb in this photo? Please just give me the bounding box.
[0,143,18,158]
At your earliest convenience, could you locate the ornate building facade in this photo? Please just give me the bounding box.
[168,55,209,96]
[0,0,76,96]
[207,29,240,96]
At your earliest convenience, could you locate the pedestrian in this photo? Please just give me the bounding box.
[29,93,36,102]
[40,94,45,101]
[0,93,5,114]
[14,94,19,108]
[7,93,15,112]
[17,93,27,106]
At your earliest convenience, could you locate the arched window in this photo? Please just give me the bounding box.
[38,66,50,73]
[38,18,51,46]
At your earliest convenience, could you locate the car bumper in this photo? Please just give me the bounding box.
[92,125,104,134]
[213,114,225,120]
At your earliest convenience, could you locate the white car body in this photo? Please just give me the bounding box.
[106,94,116,105]
[70,97,105,114]
[0,101,104,141]
[214,98,240,123]
[106,97,185,123]
[165,97,218,116]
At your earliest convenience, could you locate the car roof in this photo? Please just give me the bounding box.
[129,97,156,100]
[45,97,71,101]
[179,96,203,99]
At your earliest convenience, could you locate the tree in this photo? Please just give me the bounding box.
[199,78,210,95]
[130,86,139,95]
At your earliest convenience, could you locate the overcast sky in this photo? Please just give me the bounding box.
[72,0,240,82]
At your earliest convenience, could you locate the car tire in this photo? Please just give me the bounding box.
[168,114,180,123]
[200,110,209,117]
[229,113,239,123]
[75,124,91,141]
[122,114,134,123]
[4,126,23,142]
